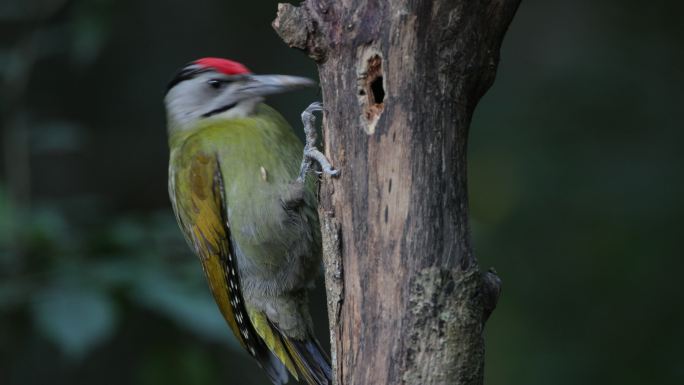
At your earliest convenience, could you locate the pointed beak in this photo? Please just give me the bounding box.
[234,74,316,99]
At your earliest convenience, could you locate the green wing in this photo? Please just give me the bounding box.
[169,146,297,384]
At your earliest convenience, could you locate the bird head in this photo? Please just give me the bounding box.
[164,57,315,131]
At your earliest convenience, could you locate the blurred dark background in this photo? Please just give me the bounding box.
[0,1,681,384]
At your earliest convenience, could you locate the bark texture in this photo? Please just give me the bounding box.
[273,1,519,384]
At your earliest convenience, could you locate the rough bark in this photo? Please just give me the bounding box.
[273,1,519,384]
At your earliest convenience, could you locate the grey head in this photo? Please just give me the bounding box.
[164,58,315,133]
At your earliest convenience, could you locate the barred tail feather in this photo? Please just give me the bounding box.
[281,334,332,385]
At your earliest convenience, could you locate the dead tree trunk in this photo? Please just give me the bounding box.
[274,1,519,384]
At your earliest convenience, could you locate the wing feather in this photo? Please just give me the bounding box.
[169,149,295,384]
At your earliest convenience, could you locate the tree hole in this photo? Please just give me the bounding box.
[360,54,385,133]
[370,75,385,104]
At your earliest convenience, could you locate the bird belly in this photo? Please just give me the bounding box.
[226,180,320,301]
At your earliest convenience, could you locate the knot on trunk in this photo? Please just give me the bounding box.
[481,268,502,323]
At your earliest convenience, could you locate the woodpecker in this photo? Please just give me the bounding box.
[164,57,334,385]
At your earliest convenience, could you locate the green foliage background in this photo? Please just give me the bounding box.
[0,1,681,384]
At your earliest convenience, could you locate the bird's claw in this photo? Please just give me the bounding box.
[297,102,339,182]
[304,101,323,114]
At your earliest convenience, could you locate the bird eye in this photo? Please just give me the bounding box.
[207,79,224,90]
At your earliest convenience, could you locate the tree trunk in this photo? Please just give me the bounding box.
[273,1,519,384]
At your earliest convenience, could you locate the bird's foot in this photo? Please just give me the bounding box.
[281,182,307,209]
[297,102,339,183]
